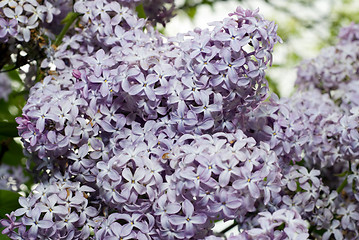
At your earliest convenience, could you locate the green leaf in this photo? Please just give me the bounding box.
[54,12,81,47]
[60,11,81,25]
[0,100,12,121]
[135,4,146,19]
[0,122,18,138]
[275,222,285,231]
[1,137,24,166]
[185,7,197,20]
[0,190,20,219]
[2,65,22,83]
[0,231,11,240]
[335,171,349,177]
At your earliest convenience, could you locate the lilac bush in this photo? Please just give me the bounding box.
[1,0,359,239]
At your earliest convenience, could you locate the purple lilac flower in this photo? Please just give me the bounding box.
[336,204,359,230]
[0,18,17,40]
[13,8,359,240]
[22,207,54,238]
[0,212,21,236]
[338,22,359,43]
[322,220,343,240]
[169,199,207,238]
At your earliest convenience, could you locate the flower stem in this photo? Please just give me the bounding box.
[336,160,352,194]
[54,12,81,47]
[220,220,238,235]
[336,176,348,194]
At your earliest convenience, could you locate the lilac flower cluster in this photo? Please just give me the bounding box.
[25,0,282,165]
[242,90,347,167]
[238,90,359,239]
[1,174,97,239]
[2,2,299,239]
[296,22,359,91]
[338,22,359,44]
[171,7,281,131]
[284,165,359,239]
[233,209,309,239]
[294,26,359,238]
[233,23,359,239]
[0,0,72,42]
[164,132,283,238]
[74,0,175,29]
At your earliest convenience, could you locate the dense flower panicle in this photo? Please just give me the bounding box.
[241,87,359,169]
[232,209,309,239]
[90,128,283,239]
[296,25,359,91]
[235,55,359,237]
[2,175,97,239]
[278,165,359,238]
[338,22,359,43]
[6,3,286,239]
[166,132,282,218]
[36,0,282,135]
[14,0,283,177]
[173,7,282,126]
[0,0,72,42]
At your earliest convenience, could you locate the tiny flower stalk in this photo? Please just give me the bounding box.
[336,176,348,194]
[336,161,353,195]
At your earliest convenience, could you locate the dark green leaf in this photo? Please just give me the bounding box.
[0,100,12,121]
[0,231,11,240]
[0,190,20,219]
[1,137,24,166]
[0,122,18,138]
[275,222,285,231]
